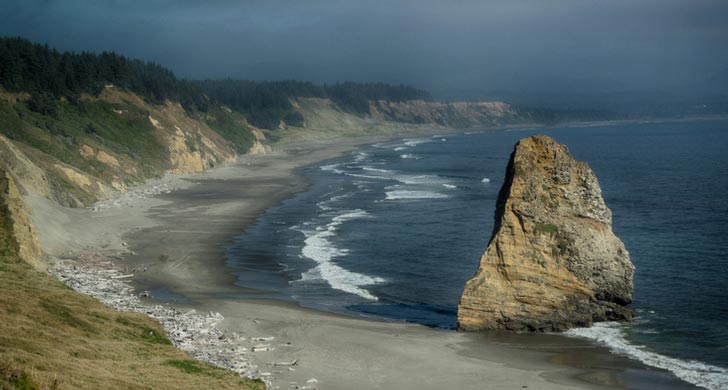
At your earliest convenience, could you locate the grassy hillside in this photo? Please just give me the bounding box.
[0,86,259,207]
[0,37,263,207]
[0,171,264,390]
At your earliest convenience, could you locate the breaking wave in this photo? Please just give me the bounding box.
[295,209,384,301]
[385,190,449,201]
[403,138,433,147]
[566,322,728,390]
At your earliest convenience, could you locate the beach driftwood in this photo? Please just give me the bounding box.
[48,255,271,387]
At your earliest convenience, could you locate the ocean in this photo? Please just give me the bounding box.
[226,120,728,389]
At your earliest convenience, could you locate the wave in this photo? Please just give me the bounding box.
[566,322,728,390]
[385,190,449,201]
[442,184,457,189]
[296,210,384,301]
[481,177,491,183]
[403,138,433,147]
[353,152,369,162]
[394,147,408,151]
[348,166,444,186]
[400,154,419,159]
[316,192,353,211]
[362,166,394,174]
[320,163,345,174]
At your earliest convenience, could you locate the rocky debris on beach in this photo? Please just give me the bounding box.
[91,182,177,210]
[458,135,634,332]
[48,255,271,387]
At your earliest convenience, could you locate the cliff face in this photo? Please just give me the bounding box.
[457,135,634,332]
[0,87,265,207]
[0,169,43,270]
[369,100,520,127]
[288,97,522,131]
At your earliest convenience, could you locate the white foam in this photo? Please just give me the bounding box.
[442,184,457,189]
[296,210,384,301]
[316,192,353,211]
[481,177,491,183]
[331,209,370,225]
[320,163,344,174]
[385,190,449,200]
[361,166,394,174]
[403,138,432,147]
[346,166,442,186]
[353,152,369,162]
[394,146,408,151]
[400,154,419,159]
[566,322,728,390]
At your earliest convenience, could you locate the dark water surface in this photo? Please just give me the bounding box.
[227,120,728,388]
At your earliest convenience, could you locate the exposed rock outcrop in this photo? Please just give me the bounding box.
[457,135,633,332]
[369,100,519,127]
[289,97,522,135]
[0,168,43,270]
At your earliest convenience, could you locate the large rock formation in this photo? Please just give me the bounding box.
[457,136,633,332]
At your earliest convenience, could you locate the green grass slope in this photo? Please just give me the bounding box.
[0,171,264,390]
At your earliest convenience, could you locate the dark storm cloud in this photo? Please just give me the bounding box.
[1,0,727,98]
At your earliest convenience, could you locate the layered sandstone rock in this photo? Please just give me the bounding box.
[0,169,43,270]
[457,135,634,332]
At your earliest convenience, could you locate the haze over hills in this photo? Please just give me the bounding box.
[0,1,728,388]
[434,67,728,118]
[0,0,727,388]
[0,37,534,209]
[4,0,725,120]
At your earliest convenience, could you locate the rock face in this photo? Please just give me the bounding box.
[0,168,44,270]
[457,136,634,332]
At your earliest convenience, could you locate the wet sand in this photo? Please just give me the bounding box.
[28,133,697,390]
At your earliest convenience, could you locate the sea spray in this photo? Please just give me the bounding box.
[566,323,728,390]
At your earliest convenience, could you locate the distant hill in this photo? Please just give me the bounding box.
[196,79,434,129]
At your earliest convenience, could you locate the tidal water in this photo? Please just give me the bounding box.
[227,120,728,389]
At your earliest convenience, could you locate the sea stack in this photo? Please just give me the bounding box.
[457,135,634,332]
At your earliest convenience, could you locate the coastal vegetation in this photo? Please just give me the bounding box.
[0,37,209,113]
[0,245,265,390]
[0,171,264,390]
[196,79,434,129]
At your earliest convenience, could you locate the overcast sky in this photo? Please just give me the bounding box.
[1,0,727,98]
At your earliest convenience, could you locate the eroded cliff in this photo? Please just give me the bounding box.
[0,86,265,207]
[0,168,43,270]
[457,135,634,332]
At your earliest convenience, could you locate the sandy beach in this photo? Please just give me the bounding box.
[27,133,697,390]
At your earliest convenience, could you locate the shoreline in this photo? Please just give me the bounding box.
[27,125,698,389]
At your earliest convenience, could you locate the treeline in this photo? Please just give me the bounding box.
[520,107,622,125]
[0,37,434,129]
[0,37,209,115]
[196,79,433,129]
